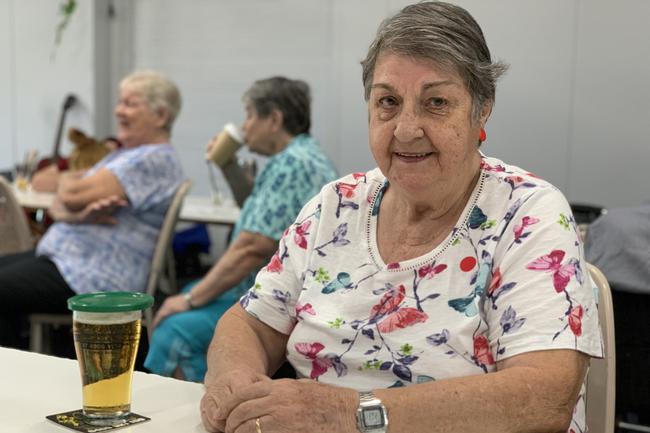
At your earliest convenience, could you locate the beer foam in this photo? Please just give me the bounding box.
[73,310,141,325]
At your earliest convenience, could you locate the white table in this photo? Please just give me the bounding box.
[13,186,240,226]
[179,195,240,226]
[0,347,206,433]
[12,187,54,210]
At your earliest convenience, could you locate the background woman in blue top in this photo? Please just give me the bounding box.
[0,70,185,348]
[146,76,338,382]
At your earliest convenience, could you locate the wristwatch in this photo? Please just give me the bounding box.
[356,391,388,433]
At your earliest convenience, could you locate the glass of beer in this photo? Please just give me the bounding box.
[206,122,244,167]
[68,292,153,426]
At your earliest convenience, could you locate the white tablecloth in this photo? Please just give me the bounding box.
[0,347,206,433]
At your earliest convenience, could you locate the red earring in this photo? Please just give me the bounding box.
[479,128,487,143]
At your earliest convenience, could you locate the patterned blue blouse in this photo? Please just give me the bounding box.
[230,133,339,296]
[37,144,185,293]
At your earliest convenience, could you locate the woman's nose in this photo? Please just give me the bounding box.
[394,113,424,142]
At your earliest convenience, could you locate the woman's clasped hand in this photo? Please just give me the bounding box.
[202,370,358,433]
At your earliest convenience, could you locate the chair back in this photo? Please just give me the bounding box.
[143,179,192,330]
[585,262,616,433]
[0,177,33,255]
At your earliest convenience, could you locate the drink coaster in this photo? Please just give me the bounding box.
[46,409,150,432]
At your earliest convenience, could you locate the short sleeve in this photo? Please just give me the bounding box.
[240,193,324,334]
[104,146,181,210]
[238,156,324,241]
[484,188,603,361]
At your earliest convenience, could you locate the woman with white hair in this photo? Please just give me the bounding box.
[0,70,185,349]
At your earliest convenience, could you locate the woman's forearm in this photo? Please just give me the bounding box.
[374,349,587,433]
[221,159,254,207]
[204,305,288,386]
[188,232,277,308]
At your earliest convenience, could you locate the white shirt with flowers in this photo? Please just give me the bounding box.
[241,155,603,432]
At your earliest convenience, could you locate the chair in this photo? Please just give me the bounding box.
[28,179,192,353]
[585,262,616,433]
[0,177,33,255]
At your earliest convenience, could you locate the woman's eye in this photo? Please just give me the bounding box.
[427,97,448,110]
[378,96,398,109]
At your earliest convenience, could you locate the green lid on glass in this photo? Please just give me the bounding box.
[68,292,154,312]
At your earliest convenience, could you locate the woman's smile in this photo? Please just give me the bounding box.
[393,151,434,163]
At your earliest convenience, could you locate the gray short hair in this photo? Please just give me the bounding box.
[361,1,508,121]
[242,76,311,136]
[120,70,182,132]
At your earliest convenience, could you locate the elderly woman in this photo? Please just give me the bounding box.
[145,77,338,383]
[0,70,185,348]
[200,3,602,433]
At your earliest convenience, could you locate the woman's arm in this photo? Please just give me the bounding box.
[373,349,588,433]
[206,304,289,384]
[221,159,254,207]
[48,195,127,224]
[57,167,126,211]
[215,348,587,433]
[151,231,278,328]
[201,305,289,432]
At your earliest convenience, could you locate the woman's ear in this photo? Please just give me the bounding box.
[479,102,493,127]
[269,109,284,132]
[155,107,171,130]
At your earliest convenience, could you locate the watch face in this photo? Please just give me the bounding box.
[362,407,386,428]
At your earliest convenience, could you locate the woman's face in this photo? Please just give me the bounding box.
[114,85,166,148]
[368,53,488,198]
[241,103,277,156]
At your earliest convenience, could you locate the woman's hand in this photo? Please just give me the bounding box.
[151,294,190,329]
[218,378,358,433]
[48,195,126,224]
[201,369,271,433]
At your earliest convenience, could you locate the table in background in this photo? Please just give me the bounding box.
[179,195,240,226]
[0,347,206,433]
[12,186,240,226]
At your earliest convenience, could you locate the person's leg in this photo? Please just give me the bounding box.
[0,252,75,348]
[145,284,241,382]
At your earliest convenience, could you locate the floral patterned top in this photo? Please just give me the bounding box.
[242,155,603,431]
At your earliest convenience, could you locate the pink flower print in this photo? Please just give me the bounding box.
[387,262,401,270]
[376,308,428,333]
[294,220,311,249]
[352,172,366,181]
[369,285,406,321]
[526,250,577,292]
[337,182,357,198]
[295,302,316,319]
[487,267,502,295]
[370,285,428,333]
[295,342,331,379]
[266,252,283,273]
[568,305,583,336]
[513,216,540,241]
[480,160,506,172]
[418,263,447,279]
[473,335,495,366]
[505,175,525,185]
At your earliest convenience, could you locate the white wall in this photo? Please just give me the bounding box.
[0,0,108,171]
[3,0,649,209]
[116,0,650,208]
